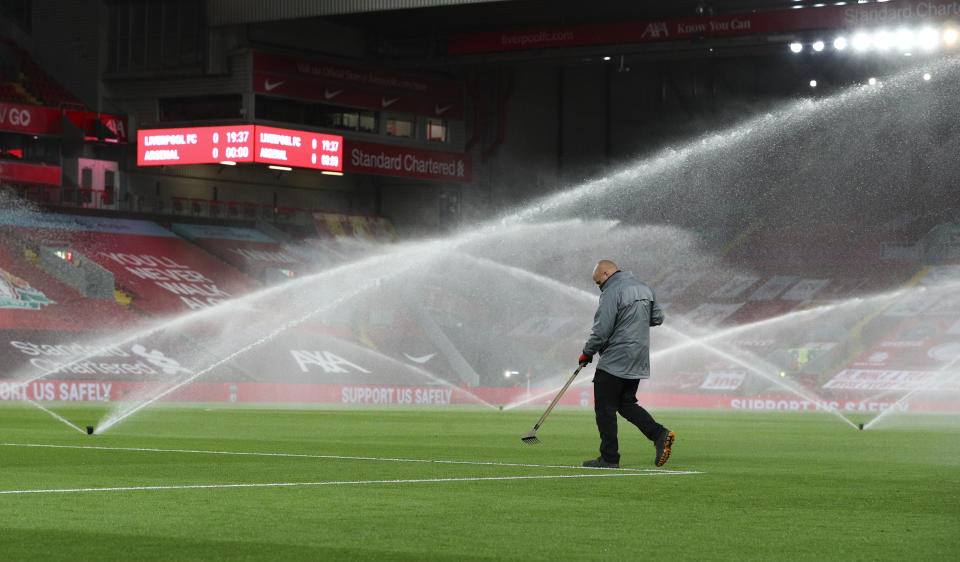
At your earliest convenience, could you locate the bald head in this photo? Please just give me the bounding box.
[592,260,619,287]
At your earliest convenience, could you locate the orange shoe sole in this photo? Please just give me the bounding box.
[656,431,675,467]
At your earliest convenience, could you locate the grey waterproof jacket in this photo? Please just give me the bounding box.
[582,270,664,380]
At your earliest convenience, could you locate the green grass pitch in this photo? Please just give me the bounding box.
[1,403,958,561]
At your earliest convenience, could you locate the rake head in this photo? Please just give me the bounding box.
[521,428,541,445]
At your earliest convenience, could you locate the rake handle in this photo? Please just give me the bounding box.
[532,363,586,430]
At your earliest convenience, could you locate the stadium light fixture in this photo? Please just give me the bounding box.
[833,36,848,50]
[789,42,803,53]
[812,40,825,52]
[867,77,877,86]
[917,28,939,51]
[809,80,818,88]
[268,165,292,171]
[321,171,344,176]
[923,72,932,81]
[944,28,959,46]
[873,29,893,51]
[852,32,871,51]
[219,161,237,166]
[895,29,915,52]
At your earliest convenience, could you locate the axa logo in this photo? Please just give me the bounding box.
[0,106,33,127]
[291,350,371,374]
[103,117,126,140]
[640,22,670,39]
[0,268,54,310]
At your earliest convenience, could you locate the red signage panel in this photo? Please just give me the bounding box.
[252,72,464,120]
[65,110,130,143]
[343,140,471,183]
[0,102,62,136]
[448,0,960,54]
[253,51,464,99]
[0,161,61,184]
[254,125,342,171]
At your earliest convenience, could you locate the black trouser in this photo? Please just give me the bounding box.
[593,369,664,463]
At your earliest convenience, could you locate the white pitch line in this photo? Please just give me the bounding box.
[0,443,677,473]
[0,471,703,495]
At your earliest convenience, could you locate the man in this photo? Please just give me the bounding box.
[579,259,674,468]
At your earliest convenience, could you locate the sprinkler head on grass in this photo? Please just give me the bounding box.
[858,423,864,431]
[86,426,94,435]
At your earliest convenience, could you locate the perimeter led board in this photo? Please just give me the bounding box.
[137,125,343,172]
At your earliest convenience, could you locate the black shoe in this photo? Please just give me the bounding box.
[654,429,675,467]
[582,457,619,469]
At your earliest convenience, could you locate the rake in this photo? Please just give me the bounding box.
[521,363,586,445]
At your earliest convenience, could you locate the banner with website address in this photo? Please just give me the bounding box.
[252,51,464,120]
[448,1,960,54]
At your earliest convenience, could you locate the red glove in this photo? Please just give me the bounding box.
[578,353,593,365]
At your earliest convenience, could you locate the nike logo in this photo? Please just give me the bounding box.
[264,80,285,92]
[435,104,453,115]
[403,352,436,364]
[381,97,399,108]
[324,88,343,99]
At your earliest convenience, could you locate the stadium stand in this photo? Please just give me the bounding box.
[0,212,260,316]
[0,226,139,331]
[170,222,310,284]
[1,40,85,109]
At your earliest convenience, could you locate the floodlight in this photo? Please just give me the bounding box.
[809,80,818,88]
[917,28,939,51]
[923,72,932,81]
[873,29,893,51]
[789,42,803,53]
[895,29,915,51]
[834,36,848,50]
[944,28,959,46]
[851,32,871,51]
[812,40,825,52]
[867,77,877,86]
